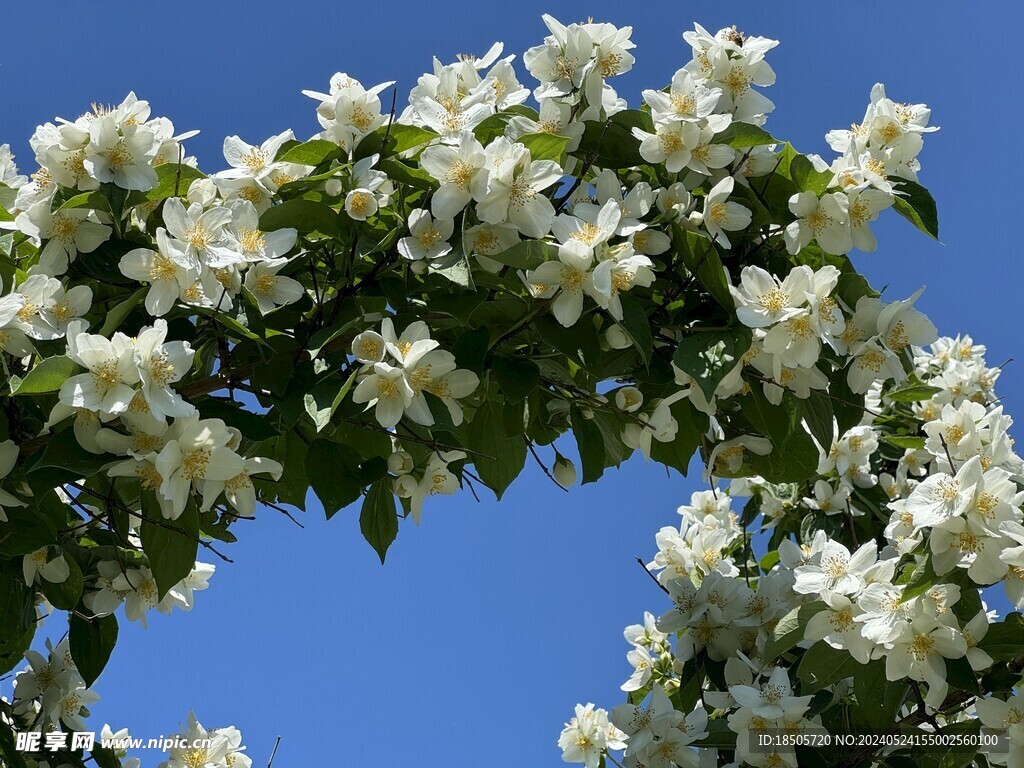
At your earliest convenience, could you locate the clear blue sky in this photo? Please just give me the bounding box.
[2,1,1022,765]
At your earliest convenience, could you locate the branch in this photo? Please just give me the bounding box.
[525,438,569,493]
[636,556,670,595]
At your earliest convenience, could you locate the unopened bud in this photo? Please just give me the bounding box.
[410,260,428,275]
[606,325,632,349]
[553,455,577,488]
[388,450,414,475]
[393,474,417,498]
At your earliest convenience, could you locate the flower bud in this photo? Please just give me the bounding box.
[615,386,644,413]
[410,260,428,275]
[388,450,414,475]
[606,325,632,350]
[325,178,343,197]
[553,455,577,488]
[393,473,417,498]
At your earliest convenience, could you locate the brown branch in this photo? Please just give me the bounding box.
[636,556,670,595]
[525,438,569,493]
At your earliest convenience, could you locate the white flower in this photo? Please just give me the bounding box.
[557,703,625,768]
[528,241,595,327]
[352,363,415,428]
[225,200,297,262]
[884,612,966,709]
[244,258,305,313]
[524,16,595,98]
[643,69,722,124]
[162,197,237,268]
[784,191,852,256]
[85,117,160,191]
[903,456,982,528]
[701,176,751,249]
[805,592,874,663]
[120,229,198,316]
[155,414,245,519]
[60,323,139,415]
[793,539,877,596]
[730,667,812,720]
[634,120,699,173]
[15,202,111,275]
[49,680,101,732]
[846,187,893,252]
[397,209,455,261]
[420,134,488,219]
[133,319,195,422]
[201,457,282,518]
[22,546,70,585]
[476,137,561,238]
[730,265,809,328]
[219,129,295,183]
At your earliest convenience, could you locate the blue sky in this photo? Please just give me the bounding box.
[2,1,1023,765]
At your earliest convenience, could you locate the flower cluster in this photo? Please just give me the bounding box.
[0,13,974,766]
[560,332,1024,768]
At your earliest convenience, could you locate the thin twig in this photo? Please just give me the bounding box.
[636,556,670,595]
[526,438,569,493]
[267,736,282,768]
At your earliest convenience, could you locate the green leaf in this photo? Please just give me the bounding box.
[386,124,439,154]
[143,163,207,203]
[901,555,938,601]
[276,139,340,166]
[360,479,398,563]
[99,287,147,336]
[739,388,820,483]
[306,439,363,518]
[672,327,751,402]
[911,718,981,768]
[487,240,557,270]
[29,432,110,481]
[468,399,527,499]
[519,132,571,164]
[759,549,781,573]
[197,397,279,440]
[978,618,1024,661]
[572,406,607,485]
[762,602,826,662]
[69,613,118,687]
[57,190,112,214]
[694,719,737,750]
[892,180,939,240]
[618,293,654,367]
[882,435,927,450]
[944,654,980,694]
[676,227,733,309]
[777,143,832,196]
[798,389,836,452]
[714,122,778,148]
[493,356,540,404]
[260,199,341,238]
[796,641,862,690]
[885,383,942,402]
[576,111,652,169]
[11,355,77,395]
[0,570,35,675]
[428,246,475,289]
[140,495,200,600]
[853,659,907,732]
